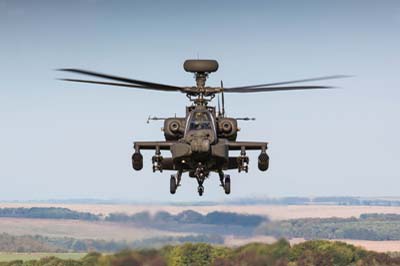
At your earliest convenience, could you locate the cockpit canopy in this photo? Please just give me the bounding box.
[185,109,217,144]
[188,111,213,131]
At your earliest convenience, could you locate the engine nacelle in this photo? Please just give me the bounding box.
[217,118,238,141]
[164,118,185,140]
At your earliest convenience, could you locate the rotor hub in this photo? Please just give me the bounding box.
[183,60,220,106]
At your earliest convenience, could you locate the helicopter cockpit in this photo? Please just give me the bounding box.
[187,111,214,131]
[185,109,217,145]
[189,112,212,130]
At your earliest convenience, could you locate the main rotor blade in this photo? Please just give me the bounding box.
[58,78,174,90]
[226,75,350,90]
[58,68,185,92]
[224,85,334,93]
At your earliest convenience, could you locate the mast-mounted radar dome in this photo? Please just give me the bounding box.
[183,59,219,73]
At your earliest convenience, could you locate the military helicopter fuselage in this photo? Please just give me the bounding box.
[59,59,346,196]
[132,103,269,195]
[130,60,270,196]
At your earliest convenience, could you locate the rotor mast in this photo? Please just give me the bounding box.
[183,59,219,106]
[191,72,211,106]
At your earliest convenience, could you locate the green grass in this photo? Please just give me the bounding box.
[0,253,86,262]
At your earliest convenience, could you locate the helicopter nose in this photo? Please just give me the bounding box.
[191,138,210,154]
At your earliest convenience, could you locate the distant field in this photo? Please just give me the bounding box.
[2,203,400,252]
[335,239,400,253]
[0,218,182,241]
[2,203,400,220]
[224,236,400,252]
[0,253,86,262]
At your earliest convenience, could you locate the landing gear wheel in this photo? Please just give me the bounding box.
[198,185,204,196]
[170,176,177,194]
[224,176,231,194]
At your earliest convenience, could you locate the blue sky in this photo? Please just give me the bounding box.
[0,0,399,201]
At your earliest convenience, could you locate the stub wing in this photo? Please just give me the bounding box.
[134,141,174,151]
[227,141,268,152]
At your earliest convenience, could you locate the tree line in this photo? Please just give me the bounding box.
[105,210,267,227]
[1,240,400,266]
[0,208,267,227]
[0,208,99,221]
[0,233,224,253]
[257,213,400,241]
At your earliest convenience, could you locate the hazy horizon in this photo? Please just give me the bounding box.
[1,1,399,202]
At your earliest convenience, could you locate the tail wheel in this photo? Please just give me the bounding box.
[170,176,177,194]
[224,176,231,194]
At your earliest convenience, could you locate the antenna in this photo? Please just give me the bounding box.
[221,80,225,117]
[217,95,221,116]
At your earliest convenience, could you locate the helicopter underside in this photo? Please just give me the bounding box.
[132,140,269,196]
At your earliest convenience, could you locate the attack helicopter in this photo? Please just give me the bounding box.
[58,59,347,196]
